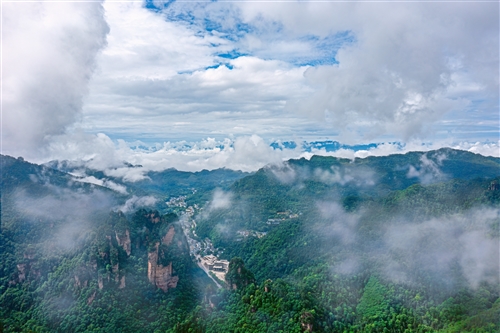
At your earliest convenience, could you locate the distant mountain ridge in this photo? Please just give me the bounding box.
[271,139,379,152]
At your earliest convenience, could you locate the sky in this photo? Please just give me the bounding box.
[2,0,499,173]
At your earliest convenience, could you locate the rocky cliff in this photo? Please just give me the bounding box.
[147,242,178,291]
[115,229,131,256]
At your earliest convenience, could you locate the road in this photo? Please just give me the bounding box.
[179,212,223,289]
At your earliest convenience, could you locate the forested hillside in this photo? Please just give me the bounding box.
[192,149,500,332]
[0,155,212,332]
[1,150,499,332]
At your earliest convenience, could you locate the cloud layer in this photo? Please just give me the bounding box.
[2,1,498,171]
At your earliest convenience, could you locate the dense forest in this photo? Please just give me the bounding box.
[1,149,499,332]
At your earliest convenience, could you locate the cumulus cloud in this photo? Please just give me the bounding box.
[3,1,497,171]
[25,131,498,183]
[39,134,304,180]
[81,2,312,143]
[246,2,499,141]
[79,2,497,146]
[452,141,500,157]
[2,1,109,158]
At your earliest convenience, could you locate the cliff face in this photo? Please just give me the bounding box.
[115,229,131,256]
[147,242,178,291]
[162,226,175,246]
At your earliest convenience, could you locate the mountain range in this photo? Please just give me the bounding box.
[1,149,499,332]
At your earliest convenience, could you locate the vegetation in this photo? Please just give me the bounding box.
[1,149,499,332]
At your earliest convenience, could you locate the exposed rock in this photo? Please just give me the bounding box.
[87,291,96,305]
[148,213,160,223]
[488,181,499,191]
[31,269,41,280]
[162,226,175,246]
[98,275,103,290]
[119,276,126,289]
[115,229,131,256]
[147,243,159,283]
[301,312,314,332]
[23,251,35,260]
[17,264,26,282]
[147,242,178,291]
[74,275,81,288]
[264,279,272,293]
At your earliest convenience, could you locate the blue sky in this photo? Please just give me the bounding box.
[2,0,499,172]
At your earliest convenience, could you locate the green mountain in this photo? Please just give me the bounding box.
[43,159,249,196]
[0,155,216,332]
[192,149,500,332]
[43,158,249,212]
[1,149,499,332]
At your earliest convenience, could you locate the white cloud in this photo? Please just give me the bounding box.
[3,1,497,171]
[453,141,500,158]
[208,189,233,211]
[36,133,303,179]
[13,186,115,251]
[2,1,109,158]
[308,140,500,161]
[269,162,298,185]
[407,153,447,185]
[383,208,500,288]
[317,201,499,289]
[314,166,375,187]
[74,176,128,195]
[80,2,313,144]
[116,195,157,214]
[239,2,498,141]
[24,130,498,181]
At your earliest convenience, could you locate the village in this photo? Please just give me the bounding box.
[168,195,229,288]
[167,195,299,288]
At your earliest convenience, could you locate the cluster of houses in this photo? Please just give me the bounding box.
[201,255,229,273]
[166,196,187,208]
[266,211,299,225]
[236,230,267,238]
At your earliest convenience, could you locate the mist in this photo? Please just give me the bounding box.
[11,186,115,252]
[317,200,500,290]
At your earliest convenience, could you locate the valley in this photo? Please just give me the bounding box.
[178,204,227,289]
